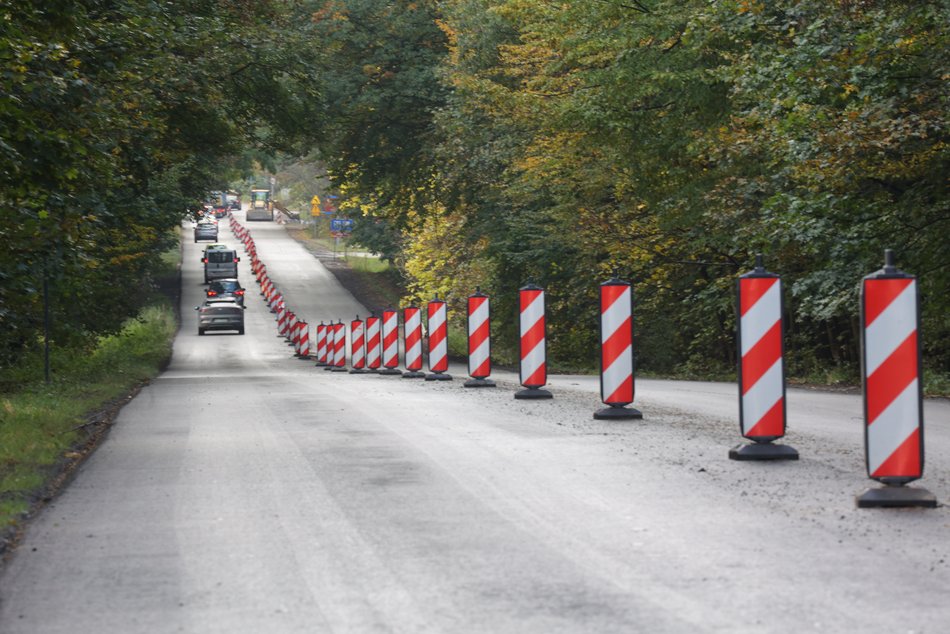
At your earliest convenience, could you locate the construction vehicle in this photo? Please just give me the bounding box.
[246,188,273,221]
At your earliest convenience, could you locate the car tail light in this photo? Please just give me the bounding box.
[235,289,245,296]
[203,258,208,263]
[207,290,217,297]
[233,258,239,263]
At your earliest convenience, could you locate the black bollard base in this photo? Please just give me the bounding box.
[402,371,426,379]
[856,484,937,508]
[729,442,799,461]
[349,368,368,374]
[465,377,496,388]
[378,368,403,376]
[593,404,642,420]
[426,372,453,381]
[330,366,348,373]
[514,387,553,400]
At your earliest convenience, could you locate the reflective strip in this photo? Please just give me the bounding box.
[602,344,633,403]
[601,287,630,344]
[741,359,783,433]
[868,380,920,475]
[469,339,490,375]
[521,340,545,383]
[428,304,446,332]
[520,292,544,333]
[865,281,916,376]
[469,300,489,336]
[740,281,781,357]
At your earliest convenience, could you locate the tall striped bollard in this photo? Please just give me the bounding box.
[594,278,641,419]
[379,308,402,375]
[515,283,552,399]
[730,256,797,460]
[402,305,425,378]
[331,321,347,372]
[323,321,336,371]
[296,321,310,359]
[277,306,289,338]
[350,316,367,374]
[315,322,328,366]
[365,314,381,372]
[465,288,495,387]
[426,296,452,381]
[288,312,298,346]
[857,250,935,508]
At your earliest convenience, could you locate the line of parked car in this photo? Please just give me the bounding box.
[196,239,246,336]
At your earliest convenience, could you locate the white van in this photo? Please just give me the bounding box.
[203,249,240,283]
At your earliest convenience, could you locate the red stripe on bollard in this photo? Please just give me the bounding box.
[425,297,451,381]
[594,279,640,419]
[315,322,328,366]
[297,321,310,359]
[331,322,347,371]
[402,306,425,378]
[465,290,495,387]
[855,251,935,507]
[730,257,796,460]
[379,308,402,375]
[288,312,298,344]
[365,315,381,371]
[515,284,551,399]
[350,317,367,373]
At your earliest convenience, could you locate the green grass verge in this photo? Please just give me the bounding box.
[0,302,177,535]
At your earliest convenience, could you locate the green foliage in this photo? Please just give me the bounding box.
[5,0,946,383]
[316,0,948,379]
[0,0,322,368]
[0,300,175,532]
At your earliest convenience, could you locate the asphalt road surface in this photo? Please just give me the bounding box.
[1,211,948,633]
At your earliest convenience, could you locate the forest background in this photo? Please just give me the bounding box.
[2,0,947,388]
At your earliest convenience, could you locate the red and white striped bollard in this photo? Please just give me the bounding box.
[315,322,328,366]
[349,316,367,373]
[296,321,310,359]
[402,305,425,378]
[465,288,495,387]
[331,321,347,372]
[515,283,551,399]
[730,257,797,459]
[857,250,935,507]
[594,278,641,419]
[379,308,402,375]
[365,314,381,372]
[425,296,452,381]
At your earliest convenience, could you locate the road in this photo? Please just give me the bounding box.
[1,211,948,633]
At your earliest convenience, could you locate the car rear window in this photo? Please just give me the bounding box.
[203,307,242,315]
[211,281,241,291]
[207,251,236,263]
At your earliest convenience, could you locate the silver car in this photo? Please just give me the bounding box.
[194,221,218,243]
[196,298,245,335]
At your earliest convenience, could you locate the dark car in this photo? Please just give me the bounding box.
[196,298,245,335]
[194,220,218,243]
[206,278,245,305]
[229,198,241,210]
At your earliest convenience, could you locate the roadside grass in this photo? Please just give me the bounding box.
[0,302,177,537]
[0,239,180,545]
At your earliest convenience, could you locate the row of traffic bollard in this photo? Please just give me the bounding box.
[228,215,936,510]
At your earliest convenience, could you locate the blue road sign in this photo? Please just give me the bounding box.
[330,218,354,232]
